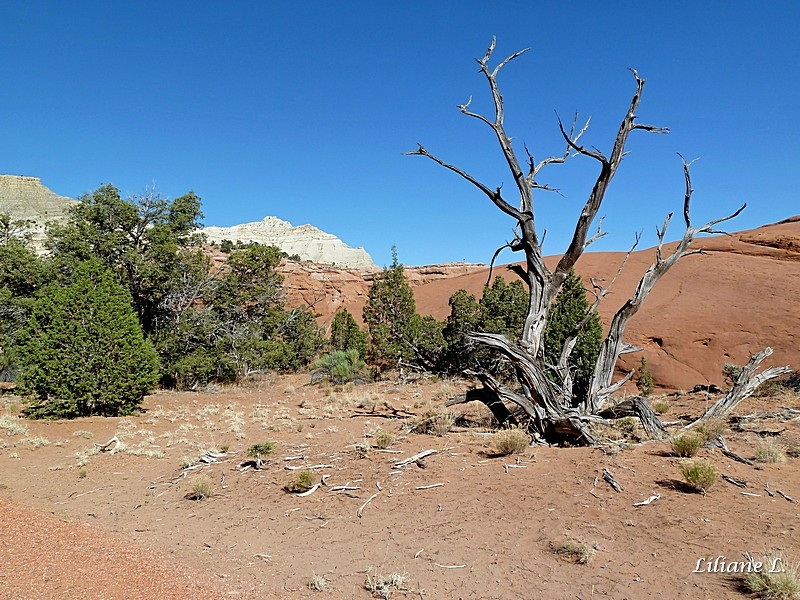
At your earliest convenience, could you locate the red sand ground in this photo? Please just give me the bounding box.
[1,375,799,599]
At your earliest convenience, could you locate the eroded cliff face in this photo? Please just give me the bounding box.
[203,216,378,271]
[0,175,77,248]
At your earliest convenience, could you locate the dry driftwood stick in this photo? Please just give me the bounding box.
[435,563,466,569]
[296,483,321,498]
[741,492,761,497]
[394,449,437,468]
[416,483,444,490]
[713,436,754,466]
[602,468,623,492]
[358,492,380,518]
[722,475,748,489]
[633,494,660,507]
[95,436,122,454]
[776,489,796,503]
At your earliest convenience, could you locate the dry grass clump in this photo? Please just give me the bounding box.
[552,539,595,564]
[364,571,407,599]
[744,554,800,600]
[411,406,457,437]
[755,441,787,464]
[372,429,395,449]
[651,399,671,414]
[680,459,719,494]
[187,475,213,501]
[670,432,702,457]
[694,418,727,442]
[491,428,530,456]
[0,414,29,437]
[72,430,94,439]
[285,469,314,493]
[307,574,328,592]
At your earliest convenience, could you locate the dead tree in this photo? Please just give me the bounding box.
[409,39,788,444]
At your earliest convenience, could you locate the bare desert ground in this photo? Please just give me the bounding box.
[1,374,799,599]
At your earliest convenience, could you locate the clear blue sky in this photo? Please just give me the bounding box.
[2,2,797,266]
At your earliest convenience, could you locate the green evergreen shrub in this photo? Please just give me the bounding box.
[311,349,366,384]
[637,357,655,396]
[329,308,367,358]
[17,259,159,418]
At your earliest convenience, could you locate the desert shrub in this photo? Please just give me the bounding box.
[637,357,655,396]
[671,433,702,457]
[491,428,531,455]
[247,442,276,457]
[744,554,800,600]
[285,468,315,493]
[723,362,743,388]
[373,429,395,449]
[311,349,365,384]
[188,475,213,500]
[412,407,457,436]
[308,575,328,592]
[680,459,719,494]
[552,539,595,564]
[754,442,786,464]
[694,418,727,442]
[364,572,407,599]
[17,259,159,418]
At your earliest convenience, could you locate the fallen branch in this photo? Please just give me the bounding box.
[95,436,121,454]
[633,494,660,507]
[394,449,437,469]
[296,483,321,498]
[434,563,466,569]
[713,436,754,465]
[415,483,444,490]
[358,492,381,518]
[722,475,748,489]
[776,489,796,503]
[602,468,623,492]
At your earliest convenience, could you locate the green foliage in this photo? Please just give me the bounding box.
[637,357,655,396]
[17,259,159,418]
[312,349,366,384]
[670,433,702,457]
[45,185,206,335]
[285,468,315,493]
[0,227,51,381]
[443,276,528,374]
[329,308,367,359]
[680,459,719,494]
[247,442,276,457]
[722,362,743,388]
[155,243,325,388]
[543,268,603,399]
[363,248,443,370]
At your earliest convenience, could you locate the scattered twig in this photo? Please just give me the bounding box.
[741,492,761,497]
[434,563,466,569]
[602,468,623,492]
[633,494,660,507]
[776,489,796,503]
[358,491,380,518]
[722,475,748,489]
[296,483,321,498]
[764,485,775,497]
[95,436,121,454]
[285,463,333,471]
[329,485,360,492]
[415,483,444,490]
[414,549,424,559]
[394,449,437,469]
[504,464,527,473]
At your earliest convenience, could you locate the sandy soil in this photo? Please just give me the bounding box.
[1,374,799,599]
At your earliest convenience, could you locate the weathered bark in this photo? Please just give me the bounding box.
[688,347,792,426]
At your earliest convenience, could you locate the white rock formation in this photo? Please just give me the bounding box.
[0,175,77,249]
[203,216,378,271]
